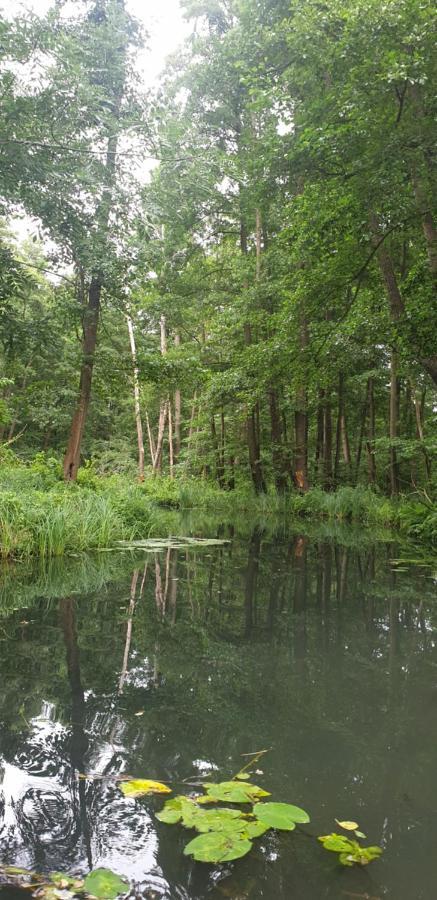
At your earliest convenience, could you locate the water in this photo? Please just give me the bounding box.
[0,527,436,899]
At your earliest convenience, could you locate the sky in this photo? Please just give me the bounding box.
[1,0,188,85]
[1,0,189,246]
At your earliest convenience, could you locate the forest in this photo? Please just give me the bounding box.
[0,0,436,555]
[1,1,437,896]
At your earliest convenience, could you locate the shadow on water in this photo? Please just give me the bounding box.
[0,523,436,898]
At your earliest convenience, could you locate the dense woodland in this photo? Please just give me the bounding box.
[0,0,436,501]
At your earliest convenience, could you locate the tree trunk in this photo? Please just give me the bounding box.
[334,372,351,485]
[370,211,437,385]
[269,387,288,492]
[211,414,225,488]
[389,352,400,496]
[322,391,333,491]
[413,384,431,481]
[294,318,309,492]
[240,205,266,493]
[152,315,168,474]
[63,277,101,481]
[168,400,174,479]
[173,332,182,462]
[153,400,168,473]
[126,314,145,481]
[366,377,377,485]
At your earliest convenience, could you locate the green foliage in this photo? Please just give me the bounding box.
[155,770,310,864]
[318,833,382,867]
[82,868,128,899]
[183,831,253,863]
[253,802,310,830]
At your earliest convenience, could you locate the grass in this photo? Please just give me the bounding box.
[0,451,435,558]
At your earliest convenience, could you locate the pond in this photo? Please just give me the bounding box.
[0,525,435,899]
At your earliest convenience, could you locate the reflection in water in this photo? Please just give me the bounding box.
[0,529,436,898]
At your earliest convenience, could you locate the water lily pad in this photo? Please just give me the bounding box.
[83,868,128,899]
[204,781,270,804]
[120,778,171,798]
[243,819,269,839]
[156,796,191,824]
[253,802,310,830]
[183,831,252,863]
[335,819,359,831]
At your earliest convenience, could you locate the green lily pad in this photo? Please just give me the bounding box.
[204,780,270,804]
[83,867,128,899]
[253,802,310,830]
[243,819,270,839]
[183,830,253,863]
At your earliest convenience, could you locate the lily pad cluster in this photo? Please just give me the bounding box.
[318,832,382,867]
[0,865,127,900]
[155,779,310,863]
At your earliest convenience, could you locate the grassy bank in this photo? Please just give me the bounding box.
[0,452,435,558]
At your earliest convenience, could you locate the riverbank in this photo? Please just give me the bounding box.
[0,453,435,558]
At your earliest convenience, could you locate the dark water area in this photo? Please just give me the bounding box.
[0,527,436,899]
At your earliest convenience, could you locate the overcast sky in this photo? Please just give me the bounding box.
[1,0,189,245]
[1,0,188,86]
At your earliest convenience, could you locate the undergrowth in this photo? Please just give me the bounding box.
[0,451,435,558]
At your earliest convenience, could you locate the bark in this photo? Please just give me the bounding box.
[63,277,101,481]
[210,414,225,488]
[354,388,368,483]
[173,332,182,462]
[334,372,351,484]
[366,377,377,485]
[294,318,309,492]
[413,384,431,481]
[269,387,288,492]
[152,315,168,473]
[145,411,156,466]
[322,390,333,491]
[315,393,324,477]
[63,68,123,480]
[126,315,145,481]
[389,352,400,496]
[370,211,437,385]
[168,400,174,479]
[153,400,168,473]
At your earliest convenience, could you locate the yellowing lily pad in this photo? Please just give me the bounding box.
[335,819,359,831]
[120,779,171,798]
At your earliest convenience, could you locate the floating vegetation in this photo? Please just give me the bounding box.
[0,755,382,896]
[114,536,231,551]
[0,865,127,899]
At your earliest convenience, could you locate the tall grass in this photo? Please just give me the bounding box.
[0,454,435,557]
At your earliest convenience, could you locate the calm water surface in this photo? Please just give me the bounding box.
[0,526,436,899]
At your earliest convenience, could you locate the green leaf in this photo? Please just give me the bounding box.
[243,819,270,839]
[83,868,128,899]
[156,796,190,824]
[190,807,245,834]
[120,779,171,798]
[253,802,310,830]
[318,833,353,852]
[204,781,270,804]
[235,772,250,780]
[355,830,367,839]
[319,833,382,866]
[183,831,253,863]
